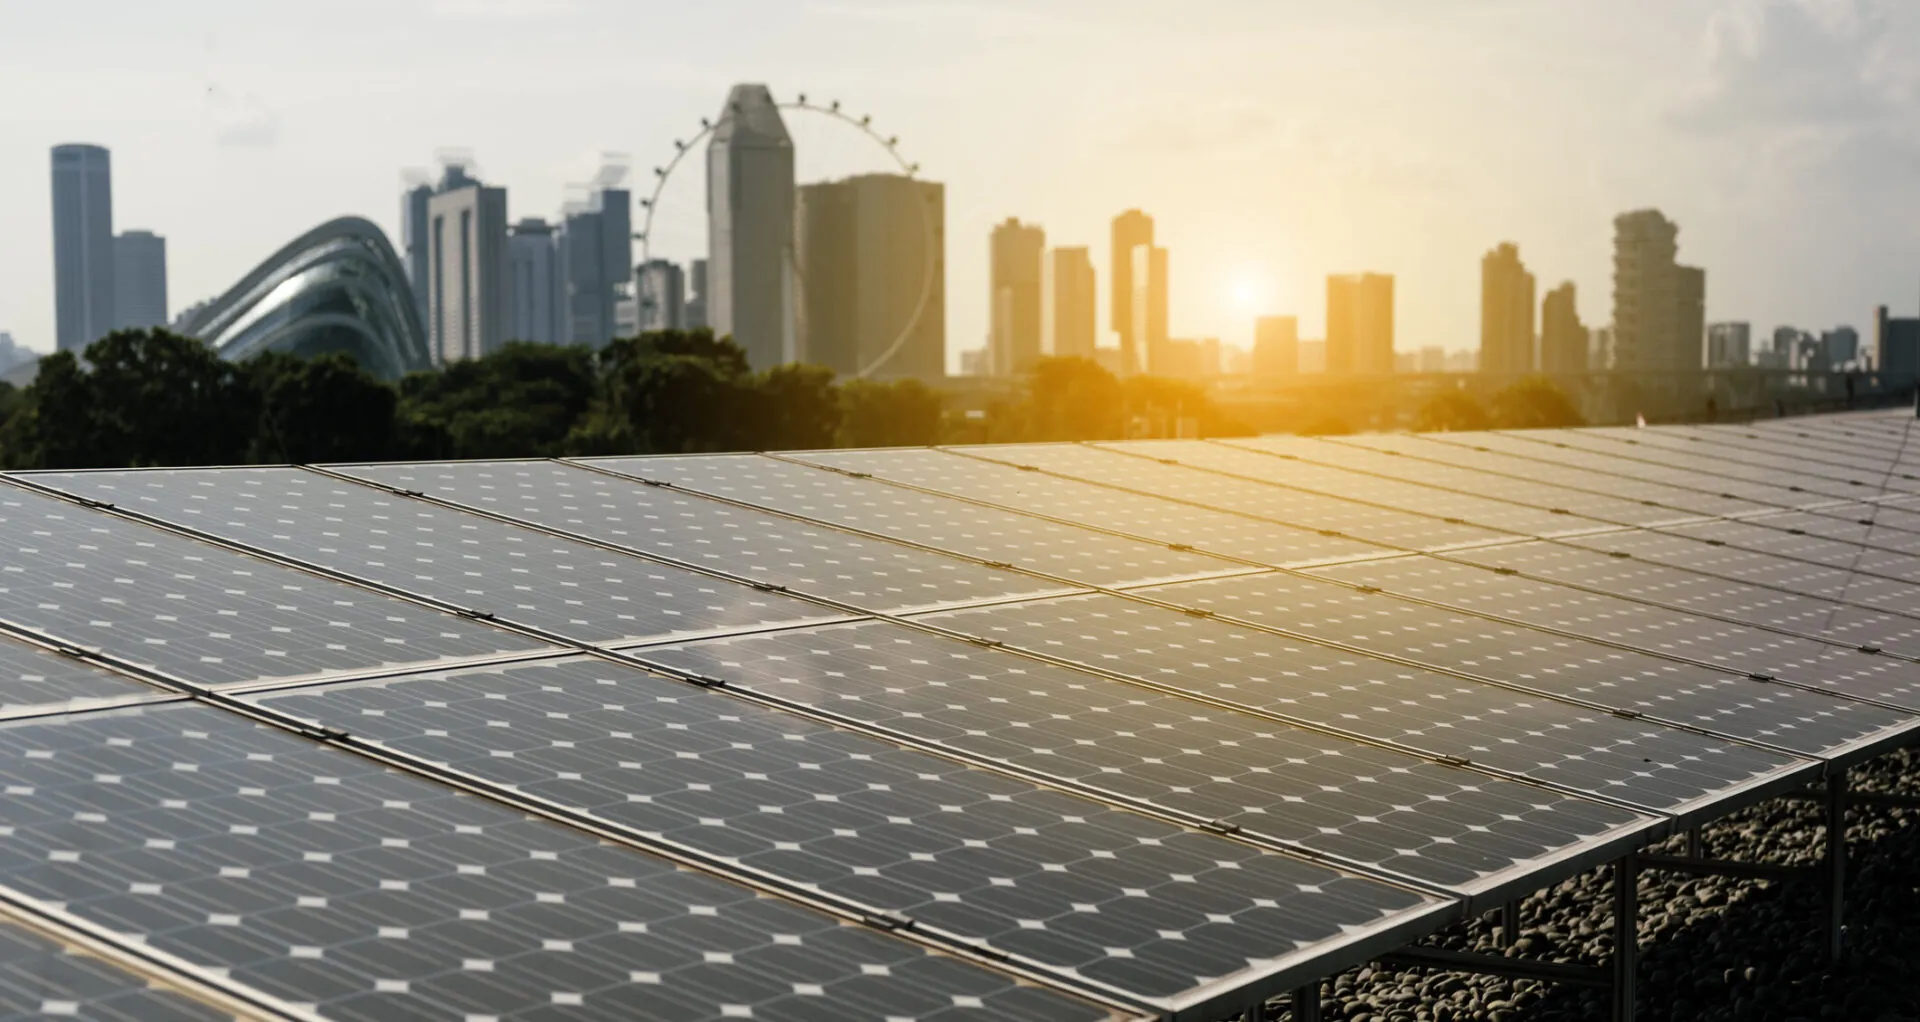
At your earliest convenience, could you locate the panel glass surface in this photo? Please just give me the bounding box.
[0,635,156,719]
[1525,432,1875,500]
[333,461,1070,613]
[0,915,236,1022]
[32,468,842,645]
[253,657,1440,1003]
[639,622,1651,891]
[1672,426,1920,478]
[1657,518,1920,581]
[791,449,1389,567]
[1580,428,1920,493]
[1307,556,1920,710]
[915,595,1801,812]
[1459,433,1835,508]
[1459,540,1920,653]
[1140,572,1916,760]
[0,704,1109,1022]
[585,455,1249,588]
[955,443,1508,552]
[0,485,546,687]
[1741,506,1920,554]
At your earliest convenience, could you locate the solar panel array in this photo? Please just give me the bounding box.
[6,408,1920,1021]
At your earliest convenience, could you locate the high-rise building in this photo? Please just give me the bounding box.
[1297,339,1327,373]
[1877,306,1920,379]
[989,217,1045,376]
[685,259,709,329]
[796,173,945,379]
[1131,246,1170,375]
[557,181,632,348]
[1540,282,1587,374]
[1480,242,1535,375]
[402,180,434,327]
[1612,209,1706,372]
[1706,322,1751,368]
[506,218,563,345]
[0,332,29,375]
[1050,247,1096,360]
[1819,326,1859,368]
[112,230,167,330]
[638,259,687,332]
[426,172,510,363]
[1253,315,1298,377]
[1110,209,1154,374]
[708,83,796,368]
[1326,273,1394,374]
[51,144,115,354]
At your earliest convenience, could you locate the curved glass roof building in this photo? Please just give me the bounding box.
[181,216,432,379]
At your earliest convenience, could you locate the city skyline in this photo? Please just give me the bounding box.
[3,1,1914,370]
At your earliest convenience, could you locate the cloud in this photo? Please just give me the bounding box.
[1670,0,1911,132]
[207,86,283,150]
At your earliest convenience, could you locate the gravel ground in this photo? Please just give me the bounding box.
[1266,747,1920,1022]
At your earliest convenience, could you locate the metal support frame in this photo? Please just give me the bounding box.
[1613,854,1638,1022]
[1685,826,1703,859]
[1828,767,1848,964]
[1289,983,1321,1022]
[1500,898,1521,948]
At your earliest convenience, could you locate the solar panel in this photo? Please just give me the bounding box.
[1522,431,1881,501]
[0,632,164,721]
[789,449,1391,567]
[249,655,1450,1010]
[0,484,547,688]
[27,468,847,645]
[910,595,1809,815]
[0,912,240,1021]
[1137,572,1919,761]
[330,460,1075,613]
[1652,426,1920,482]
[1730,506,1920,554]
[584,454,1253,588]
[0,704,1120,1022]
[633,621,1655,893]
[948,442,1511,552]
[1307,555,1920,710]
[1653,518,1920,581]
[1454,432,1839,508]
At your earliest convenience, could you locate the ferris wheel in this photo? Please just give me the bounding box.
[636,93,938,379]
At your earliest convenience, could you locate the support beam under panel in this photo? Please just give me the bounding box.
[1828,766,1848,964]
[1614,854,1638,1022]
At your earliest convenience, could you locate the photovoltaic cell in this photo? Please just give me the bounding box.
[330,460,1071,612]
[251,657,1444,1007]
[586,455,1250,588]
[955,442,1510,552]
[1580,427,1920,491]
[1307,555,1920,711]
[1523,432,1877,501]
[1653,518,1920,582]
[0,704,1114,1022]
[1645,427,1920,484]
[914,595,1805,813]
[638,622,1654,892]
[1732,506,1920,555]
[30,468,842,645]
[0,485,546,687]
[0,634,158,720]
[1139,572,1918,760]
[0,914,236,1022]
[1459,433,1835,508]
[791,449,1390,567]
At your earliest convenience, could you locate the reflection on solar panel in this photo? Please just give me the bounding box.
[7,409,1920,1020]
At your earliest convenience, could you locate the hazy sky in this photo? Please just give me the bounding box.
[2,0,1917,368]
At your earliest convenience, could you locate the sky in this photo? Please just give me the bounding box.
[2,0,1918,370]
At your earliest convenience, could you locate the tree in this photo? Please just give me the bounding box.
[607,353,746,453]
[246,352,399,464]
[1416,389,1492,432]
[397,341,597,458]
[1491,376,1584,429]
[837,378,945,448]
[743,363,841,451]
[1023,357,1125,441]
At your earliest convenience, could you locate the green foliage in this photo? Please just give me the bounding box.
[1490,376,1584,429]
[397,341,597,459]
[1416,389,1492,432]
[1023,358,1125,441]
[746,364,842,451]
[246,352,399,464]
[838,378,946,448]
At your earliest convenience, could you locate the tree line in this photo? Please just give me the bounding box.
[0,329,1249,470]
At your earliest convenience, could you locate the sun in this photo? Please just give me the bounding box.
[1230,274,1263,311]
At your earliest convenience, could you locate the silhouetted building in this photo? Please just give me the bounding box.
[1051,247,1096,360]
[686,259,709,329]
[401,180,433,327]
[558,180,632,348]
[1876,306,1920,379]
[1480,242,1535,375]
[959,347,991,376]
[1326,273,1394,374]
[1131,246,1170,375]
[1612,209,1705,372]
[1298,339,1326,373]
[1820,326,1859,368]
[1158,337,1218,378]
[1706,322,1750,369]
[1589,326,1615,370]
[1253,315,1298,377]
[796,173,945,379]
[1416,346,1449,373]
[51,143,115,353]
[638,259,686,331]
[112,230,167,330]
[1540,282,1587,374]
[426,171,510,363]
[506,218,563,344]
[989,217,1044,376]
[1110,209,1154,374]
[708,83,796,368]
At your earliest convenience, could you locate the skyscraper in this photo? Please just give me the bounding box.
[1110,209,1154,374]
[557,179,632,348]
[989,217,1045,376]
[1326,273,1394,375]
[426,171,510,363]
[401,180,434,328]
[638,259,687,332]
[1050,247,1096,361]
[1612,209,1707,372]
[1479,242,1535,375]
[51,144,115,353]
[1131,246,1169,374]
[685,259,709,330]
[1877,306,1920,379]
[1540,282,1586,374]
[506,218,563,345]
[796,173,946,379]
[1706,322,1751,368]
[1254,315,1298,377]
[112,230,167,330]
[708,83,796,368]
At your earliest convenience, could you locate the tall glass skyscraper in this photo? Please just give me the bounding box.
[51,144,115,354]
